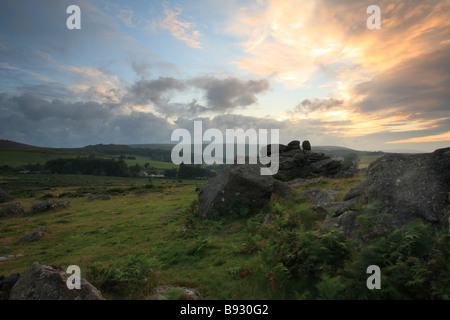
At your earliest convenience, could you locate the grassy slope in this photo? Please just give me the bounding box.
[0,150,177,171]
[0,172,366,300]
[0,150,75,167]
[358,155,383,169]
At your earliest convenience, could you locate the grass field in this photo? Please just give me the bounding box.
[1,153,447,300]
[0,150,75,167]
[121,156,178,170]
[0,150,178,171]
[0,173,365,299]
[0,154,380,300]
[358,155,383,169]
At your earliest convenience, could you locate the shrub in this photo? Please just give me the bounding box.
[87,254,161,298]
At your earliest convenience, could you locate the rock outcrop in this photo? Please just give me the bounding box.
[150,286,202,300]
[324,147,450,234]
[25,199,70,215]
[0,188,13,203]
[298,189,360,220]
[267,140,346,180]
[0,274,20,300]
[198,162,293,219]
[20,231,44,242]
[9,262,104,300]
[0,202,24,217]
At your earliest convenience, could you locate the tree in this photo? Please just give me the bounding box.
[343,153,360,170]
[164,168,178,178]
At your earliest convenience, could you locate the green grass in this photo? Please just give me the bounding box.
[0,150,177,171]
[358,155,383,169]
[121,156,178,169]
[0,173,364,300]
[1,171,447,300]
[0,150,75,167]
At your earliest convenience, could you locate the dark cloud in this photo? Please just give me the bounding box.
[16,83,79,101]
[190,77,270,111]
[0,90,349,149]
[123,76,270,117]
[0,92,174,147]
[292,98,343,114]
[125,76,185,106]
[353,45,450,117]
[185,99,208,115]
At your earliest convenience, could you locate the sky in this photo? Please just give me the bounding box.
[0,0,449,152]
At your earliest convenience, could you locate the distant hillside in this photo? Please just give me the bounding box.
[1,139,389,168]
[131,143,387,159]
[312,146,386,158]
[0,140,173,166]
[61,144,172,162]
[0,139,70,154]
[128,144,175,151]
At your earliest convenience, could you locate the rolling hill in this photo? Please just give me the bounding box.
[0,139,387,168]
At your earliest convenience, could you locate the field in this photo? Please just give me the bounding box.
[358,155,383,169]
[0,150,177,172]
[1,154,447,300]
[0,150,75,167]
[0,173,366,299]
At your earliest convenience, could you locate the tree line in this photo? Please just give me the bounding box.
[2,157,218,180]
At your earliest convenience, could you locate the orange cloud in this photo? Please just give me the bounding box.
[385,132,450,144]
[227,0,450,91]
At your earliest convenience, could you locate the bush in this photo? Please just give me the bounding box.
[260,203,449,299]
[343,220,449,299]
[87,254,161,298]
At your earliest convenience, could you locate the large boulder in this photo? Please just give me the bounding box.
[323,211,361,237]
[302,140,312,151]
[150,286,202,300]
[25,199,70,215]
[299,189,360,219]
[0,274,20,300]
[0,202,24,217]
[198,162,293,219]
[343,147,450,230]
[309,159,343,176]
[0,188,13,203]
[286,140,301,151]
[9,262,104,300]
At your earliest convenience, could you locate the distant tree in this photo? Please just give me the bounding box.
[342,153,360,170]
[44,157,129,177]
[178,163,216,180]
[164,168,178,178]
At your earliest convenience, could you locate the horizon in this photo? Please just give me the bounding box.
[1,1,449,153]
[1,138,428,154]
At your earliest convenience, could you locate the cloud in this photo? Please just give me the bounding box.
[125,77,186,112]
[0,62,18,70]
[117,6,137,28]
[290,98,343,115]
[224,0,450,90]
[122,76,270,117]
[190,77,270,112]
[159,4,203,49]
[385,131,450,144]
[352,44,450,115]
[130,59,152,78]
[0,90,332,148]
[0,92,174,147]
